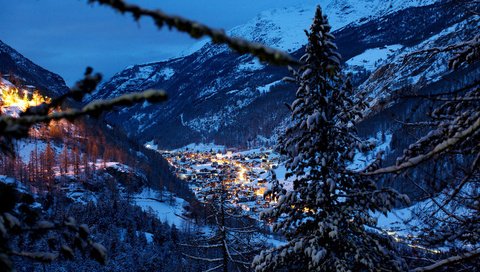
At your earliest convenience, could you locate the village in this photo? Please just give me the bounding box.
[160,147,282,216]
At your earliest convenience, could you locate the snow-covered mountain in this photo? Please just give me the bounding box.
[0,40,190,202]
[361,16,480,114]
[89,0,479,149]
[185,0,440,55]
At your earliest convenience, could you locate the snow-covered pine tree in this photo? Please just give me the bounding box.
[253,6,406,272]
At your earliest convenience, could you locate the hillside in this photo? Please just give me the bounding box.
[0,54,203,270]
[0,40,68,98]
[88,0,478,149]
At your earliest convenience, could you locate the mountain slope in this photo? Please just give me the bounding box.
[183,0,440,56]
[0,40,191,202]
[0,40,68,97]
[90,0,478,149]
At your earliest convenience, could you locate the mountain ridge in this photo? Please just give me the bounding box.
[89,0,478,150]
[0,40,69,97]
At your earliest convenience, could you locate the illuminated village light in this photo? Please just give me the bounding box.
[255,187,266,196]
[0,84,51,113]
[162,148,280,216]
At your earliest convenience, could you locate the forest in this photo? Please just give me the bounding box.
[0,0,479,271]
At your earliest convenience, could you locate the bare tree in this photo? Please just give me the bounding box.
[362,16,480,271]
[181,177,265,272]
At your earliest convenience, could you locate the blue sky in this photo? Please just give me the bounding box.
[0,0,299,85]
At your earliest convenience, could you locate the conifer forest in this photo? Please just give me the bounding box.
[0,0,479,271]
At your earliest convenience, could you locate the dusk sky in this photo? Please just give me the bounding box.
[0,0,299,85]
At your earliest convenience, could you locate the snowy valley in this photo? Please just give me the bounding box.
[0,0,479,271]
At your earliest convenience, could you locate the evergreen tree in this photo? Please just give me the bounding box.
[253,6,406,272]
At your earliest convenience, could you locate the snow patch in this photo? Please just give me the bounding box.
[186,112,223,133]
[172,143,226,153]
[237,58,265,72]
[184,0,440,56]
[198,87,216,98]
[0,77,15,88]
[15,139,62,164]
[134,65,155,79]
[257,80,283,94]
[0,175,17,185]
[158,67,175,80]
[348,132,392,171]
[346,45,403,71]
[133,188,189,227]
[144,140,158,151]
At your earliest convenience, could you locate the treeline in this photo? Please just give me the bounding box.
[0,113,197,202]
[10,178,198,272]
[356,61,480,199]
[0,119,125,184]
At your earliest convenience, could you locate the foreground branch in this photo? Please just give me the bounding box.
[411,248,480,272]
[362,114,480,175]
[0,89,167,139]
[89,0,298,66]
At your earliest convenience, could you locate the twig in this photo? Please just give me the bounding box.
[88,0,298,66]
[411,248,480,272]
[362,114,480,175]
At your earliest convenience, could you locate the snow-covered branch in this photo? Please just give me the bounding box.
[431,152,480,217]
[363,114,480,175]
[88,0,298,66]
[0,89,167,143]
[411,248,480,272]
[202,264,224,272]
[181,253,223,263]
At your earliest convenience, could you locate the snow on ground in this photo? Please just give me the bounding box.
[133,188,190,227]
[133,65,155,80]
[234,148,267,156]
[144,140,158,151]
[119,228,155,243]
[144,232,154,243]
[191,164,215,171]
[0,175,29,194]
[0,175,33,199]
[372,182,477,252]
[273,164,294,192]
[228,0,440,53]
[257,80,283,94]
[237,58,265,72]
[361,17,480,107]
[405,17,480,83]
[15,139,62,164]
[198,87,217,98]
[0,77,14,87]
[94,161,149,183]
[186,113,223,134]
[348,132,392,171]
[172,143,226,153]
[183,0,440,56]
[62,183,98,205]
[0,175,17,185]
[346,45,403,71]
[158,67,175,80]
